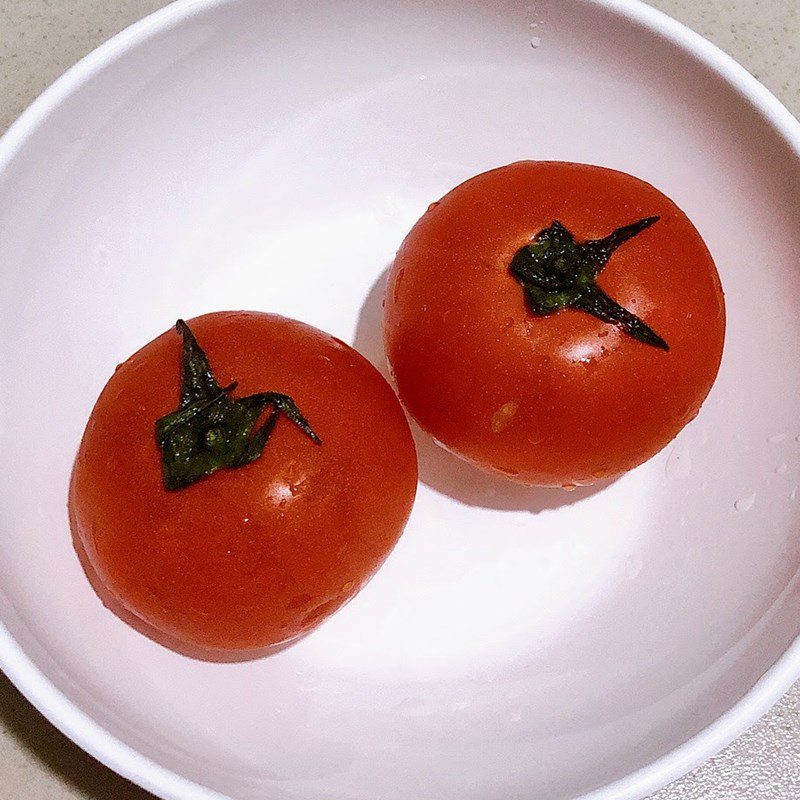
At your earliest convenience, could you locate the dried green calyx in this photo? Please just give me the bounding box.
[155,320,321,491]
[509,216,668,350]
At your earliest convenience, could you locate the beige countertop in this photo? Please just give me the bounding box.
[1,1,799,798]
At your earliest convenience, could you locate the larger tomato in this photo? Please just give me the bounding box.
[70,312,417,653]
[383,161,725,486]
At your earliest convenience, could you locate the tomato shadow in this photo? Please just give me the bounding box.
[352,266,616,513]
[69,501,309,662]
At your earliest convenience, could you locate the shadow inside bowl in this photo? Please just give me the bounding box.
[352,265,616,513]
[0,671,155,799]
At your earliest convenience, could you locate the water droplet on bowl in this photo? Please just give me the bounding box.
[734,493,756,512]
[775,463,788,474]
[791,486,799,501]
[768,433,787,444]
[624,554,643,579]
[665,447,691,479]
[530,36,541,48]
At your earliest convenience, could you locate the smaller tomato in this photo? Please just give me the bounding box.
[70,312,417,653]
[384,161,725,486]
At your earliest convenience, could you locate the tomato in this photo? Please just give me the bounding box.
[70,312,417,653]
[383,161,725,486]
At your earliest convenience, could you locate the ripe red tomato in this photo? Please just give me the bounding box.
[70,312,417,653]
[384,161,725,486]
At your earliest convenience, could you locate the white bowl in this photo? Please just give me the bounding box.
[1,1,799,798]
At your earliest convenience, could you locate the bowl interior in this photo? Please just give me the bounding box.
[1,1,800,798]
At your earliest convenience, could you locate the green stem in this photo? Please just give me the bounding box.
[573,284,668,350]
[155,320,321,491]
[509,217,669,351]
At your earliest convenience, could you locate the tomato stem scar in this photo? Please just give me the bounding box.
[509,217,669,350]
[155,320,321,491]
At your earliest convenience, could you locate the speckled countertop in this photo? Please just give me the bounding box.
[1,1,799,798]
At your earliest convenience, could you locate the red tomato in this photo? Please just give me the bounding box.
[70,312,417,653]
[383,161,725,486]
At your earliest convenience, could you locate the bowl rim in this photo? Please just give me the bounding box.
[1,0,799,798]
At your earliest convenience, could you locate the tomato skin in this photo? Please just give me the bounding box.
[384,161,725,486]
[70,312,417,652]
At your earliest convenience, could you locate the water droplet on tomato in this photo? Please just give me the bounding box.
[496,465,520,476]
[491,401,519,433]
[393,268,405,302]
